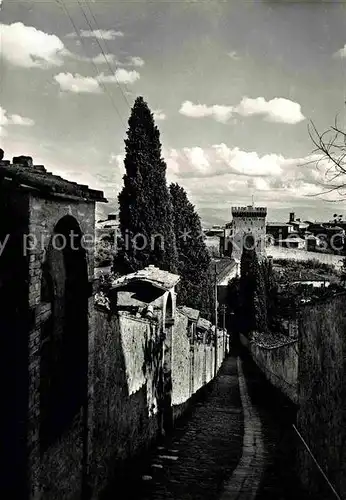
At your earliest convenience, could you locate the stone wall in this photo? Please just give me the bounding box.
[171,310,191,407]
[297,294,346,499]
[26,193,96,499]
[91,310,159,497]
[91,307,228,496]
[240,333,298,404]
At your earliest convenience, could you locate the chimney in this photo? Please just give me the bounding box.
[289,212,295,223]
[12,155,33,167]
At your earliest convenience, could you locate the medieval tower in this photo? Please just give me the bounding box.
[222,204,267,263]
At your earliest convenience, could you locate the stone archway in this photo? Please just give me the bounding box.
[40,215,89,449]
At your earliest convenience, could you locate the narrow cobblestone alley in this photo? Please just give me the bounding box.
[106,350,308,500]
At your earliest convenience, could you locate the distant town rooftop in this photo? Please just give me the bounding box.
[0,154,107,203]
[266,222,294,227]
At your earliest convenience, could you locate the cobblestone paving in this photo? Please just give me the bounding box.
[120,356,244,500]
[110,349,309,500]
[240,349,308,499]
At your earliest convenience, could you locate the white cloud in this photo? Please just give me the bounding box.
[91,53,118,64]
[1,22,67,68]
[98,68,140,84]
[54,73,101,93]
[54,67,140,93]
[234,96,305,124]
[9,114,35,126]
[68,29,124,40]
[227,51,240,60]
[333,45,346,58]
[161,144,340,224]
[179,101,233,123]
[0,106,35,136]
[153,110,166,121]
[127,56,145,67]
[179,96,305,125]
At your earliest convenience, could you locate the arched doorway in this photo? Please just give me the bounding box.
[40,215,89,449]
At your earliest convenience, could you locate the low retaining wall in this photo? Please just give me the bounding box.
[240,332,298,404]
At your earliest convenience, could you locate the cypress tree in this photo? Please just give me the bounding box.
[169,183,212,317]
[116,97,177,274]
[239,236,267,334]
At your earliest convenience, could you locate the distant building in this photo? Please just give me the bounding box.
[96,212,119,241]
[277,236,306,250]
[266,221,295,242]
[220,205,267,261]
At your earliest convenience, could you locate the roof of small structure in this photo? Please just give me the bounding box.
[177,305,200,322]
[0,158,107,202]
[197,316,212,331]
[111,265,180,292]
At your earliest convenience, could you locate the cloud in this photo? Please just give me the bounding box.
[0,106,35,136]
[1,22,67,68]
[54,73,102,93]
[160,144,339,224]
[9,114,35,126]
[153,110,166,121]
[227,51,240,60]
[54,67,140,93]
[127,56,145,67]
[98,69,140,84]
[67,29,124,40]
[91,53,118,64]
[179,101,233,123]
[234,97,305,124]
[179,96,305,125]
[333,45,346,58]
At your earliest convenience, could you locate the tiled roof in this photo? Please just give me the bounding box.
[112,265,180,291]
[177,305,200,322]
[197,316,212,331]
[0,158,107,202]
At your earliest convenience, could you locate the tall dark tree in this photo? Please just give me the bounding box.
[116,97,177,274]
[239,236,267,334]
[261,258,279,331]
[169,183,212,318]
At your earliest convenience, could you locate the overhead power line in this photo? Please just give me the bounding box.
[54,0,126,129]
[80,0,133,108]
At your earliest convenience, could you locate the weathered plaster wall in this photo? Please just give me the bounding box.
[240,333,298,404]
[91,307,228,496]
[171,310,191,407]
[297,295,346,500]
[91,310,159,497]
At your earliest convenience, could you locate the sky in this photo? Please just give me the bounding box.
[2,0,346,225]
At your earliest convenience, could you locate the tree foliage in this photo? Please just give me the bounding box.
[169,183,212,318]
[239,237,267,334]
[116,97,177,274]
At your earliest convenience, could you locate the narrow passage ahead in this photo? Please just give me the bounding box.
[109,350,306,500]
